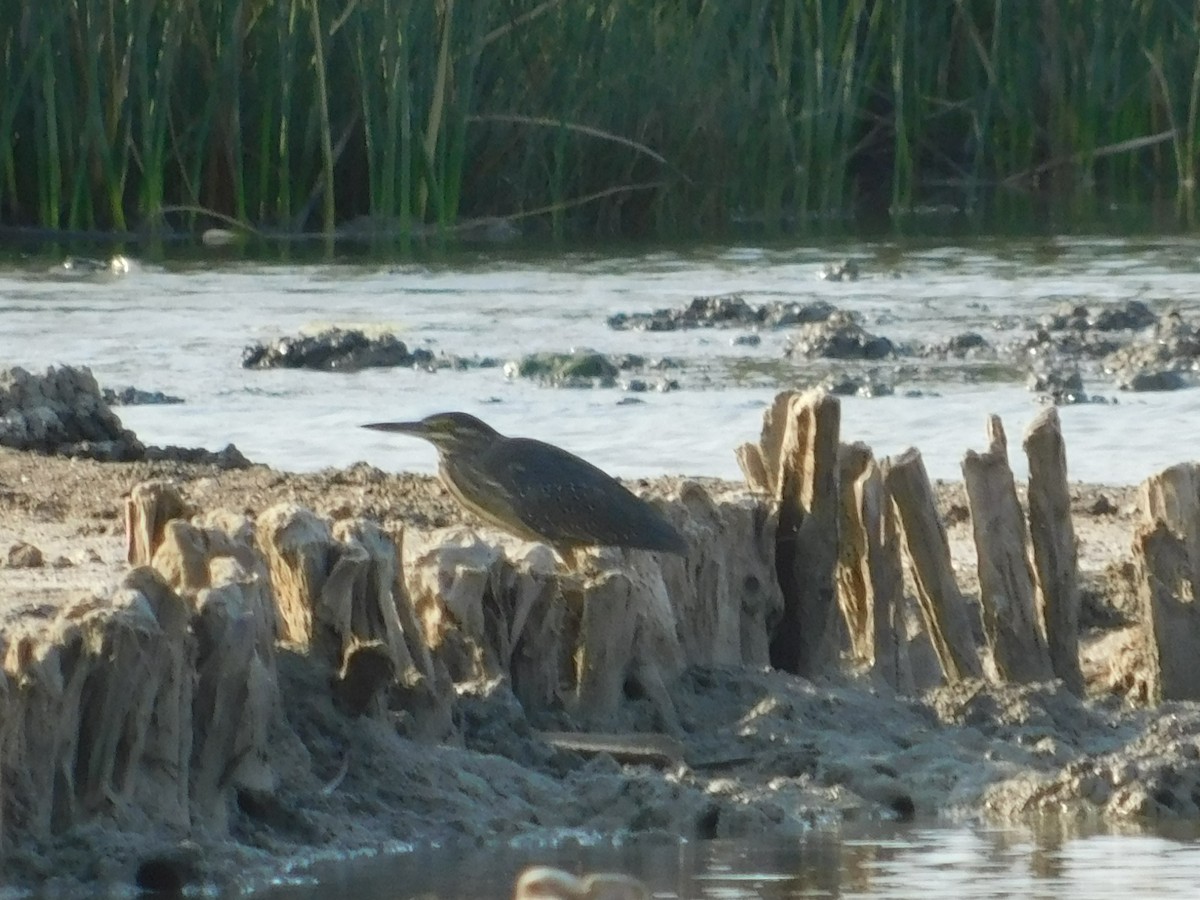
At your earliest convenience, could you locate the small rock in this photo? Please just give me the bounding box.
[7,541,44,568]
[51,555,73,569]
[74,547,104,565]
[102,386,185,406]
[507,350,681,390]
[944,504,970,526]
[443,354,501,371]
[608,295,835,332]
[819,259,861,281]
[762,300,837,328]
[1120,370,1186,392]
[857,380,894,398]
[943,332,989,355]
[1087,495,1119,516]
[1027,369,1099,405]
[242,327,431,372]
[821,375,861,396]
[1091,300,1157,332]
[508,350,620,387]
[142,443,252,469]
[54,255,134,277]
[785,311,895,360]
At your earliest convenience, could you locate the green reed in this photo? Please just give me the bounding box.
[3,0,1200,240]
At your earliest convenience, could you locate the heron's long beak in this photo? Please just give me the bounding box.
[362,421,426,435]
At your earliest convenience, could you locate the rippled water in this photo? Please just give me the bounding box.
[2,237,1199,484]
[257,820,1200,899]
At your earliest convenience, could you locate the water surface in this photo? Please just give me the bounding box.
[256,820,1200,899]
[2,237,1198,484]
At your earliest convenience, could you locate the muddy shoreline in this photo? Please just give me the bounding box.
[5,439,1191,897]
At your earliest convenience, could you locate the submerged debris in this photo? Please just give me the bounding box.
[784,311,895,360]
[50,255,135,278]
[506,350,682,390]
[1026,368,1110,405]
[608,293,836,332]
[0,364,145,460]
[0,365,249,467]
[242,326,435,372]
[102,386,185,406]
[1038,299,1157,333]
[1103,312,1200,392]
[818,259,861,281]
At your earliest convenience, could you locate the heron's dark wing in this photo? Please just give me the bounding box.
[477,438,686,553]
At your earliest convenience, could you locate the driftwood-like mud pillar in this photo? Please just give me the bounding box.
[1136,520,1200,702]
[741,390,841,676]
[189,559,279,828]
[257,504,441,721]
[962,416,1052,683]
[125,479,192,565]
[403,476,786,729]
[736,390,795,494]
[402,529,570,714]
[836,443,913,692]
[659,481,782,667]
[402,526,688,732]
[567,554,684,732]
[1023,408,1084,694]
[2,568,195,841]
[492,547,571,713]
[257,505,347,657]
[1136,464,1200,702]
[151,512,266,598]
[402,529,524,681]
[884,448,982,683]
[145,511,282,828]
[330,519,430,716]
[0,667,9,853]
[1139,463,1200,599]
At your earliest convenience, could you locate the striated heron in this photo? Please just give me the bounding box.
[362,411,687,555]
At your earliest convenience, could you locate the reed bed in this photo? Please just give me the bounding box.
[1,0,1198,240]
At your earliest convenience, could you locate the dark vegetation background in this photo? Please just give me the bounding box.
[2,0,1198,242]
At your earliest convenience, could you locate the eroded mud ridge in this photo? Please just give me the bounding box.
[2,386,1199,896]
[0,365,249,467]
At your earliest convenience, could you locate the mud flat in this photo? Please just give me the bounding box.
[2,383,1199,897]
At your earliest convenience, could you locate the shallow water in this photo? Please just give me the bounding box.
[256,820,1200,899]
[2,237,1199,484]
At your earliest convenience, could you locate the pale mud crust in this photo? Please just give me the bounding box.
[2,448,1183,898]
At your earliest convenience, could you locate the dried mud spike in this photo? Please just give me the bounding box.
[769,390,841,676]
[1023,407,1084,695]
[962,414,1053,683]
[884,448,982,683]
[125,480,191,565]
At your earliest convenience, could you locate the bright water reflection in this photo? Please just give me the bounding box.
[258,821,1200,899]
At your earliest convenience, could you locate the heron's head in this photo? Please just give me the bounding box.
[362,411,500,455]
